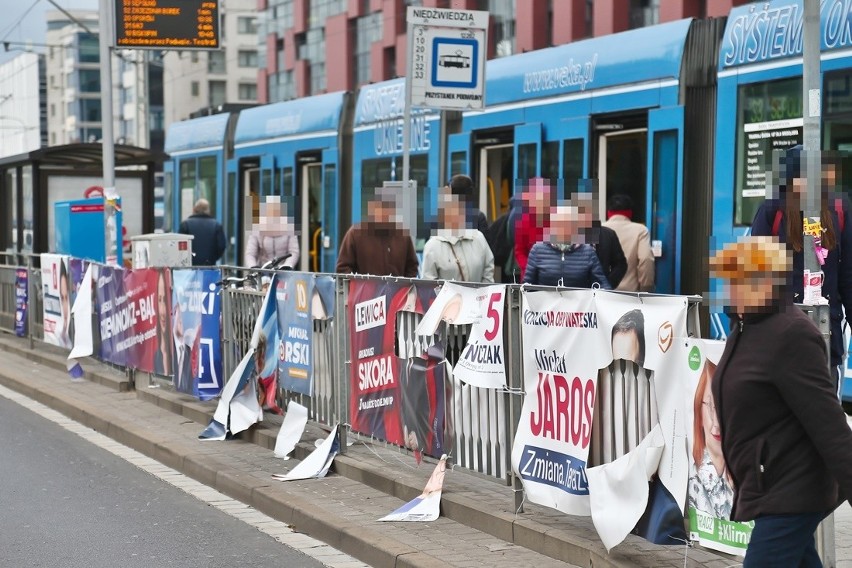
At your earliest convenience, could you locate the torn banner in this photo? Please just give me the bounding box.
[379,455,447,522]
[272,424,339,481]
[67,263,95,378]
[274,400,309,459]
[199,275,278,440]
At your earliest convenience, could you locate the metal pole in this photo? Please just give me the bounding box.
[802,1,836,565]
[98,0,118,265]
[401,25,416,247]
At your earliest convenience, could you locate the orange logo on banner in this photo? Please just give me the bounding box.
[296,281,309,312]
[658,321,673,353]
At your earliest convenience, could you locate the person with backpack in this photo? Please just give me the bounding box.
[751,145,852,391]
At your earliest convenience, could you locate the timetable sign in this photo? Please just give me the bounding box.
[115,0,220,50]
[407,7,488,111]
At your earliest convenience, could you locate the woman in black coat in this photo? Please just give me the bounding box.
[709,236,852,567]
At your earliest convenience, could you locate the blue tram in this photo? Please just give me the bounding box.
[710,0,852,401]
[449,18,723,295]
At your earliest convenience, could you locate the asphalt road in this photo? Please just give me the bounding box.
[0,396,326,568]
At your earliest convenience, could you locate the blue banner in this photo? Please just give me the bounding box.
[14,268,27,337]
[276,272,315,396]
[96,265,128,367]
[172,269,222,400]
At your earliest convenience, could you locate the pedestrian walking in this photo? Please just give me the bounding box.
[335,187,419,277]
[709,235,852,567]
[446,174,489,236]
[178,198,227,266]
[751,145,852,389]
[422,191,494,283]
[244,196,300,269]
[523,205,611,289]
[602,194,655,292]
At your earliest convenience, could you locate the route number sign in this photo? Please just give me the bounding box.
[406,7,488,111]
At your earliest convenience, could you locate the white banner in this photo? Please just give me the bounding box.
[512,289,688,530]
[272,425,339,482]
[379,456,447,522]
[41,254,72,349]
[416,282,507,388]
[68,263,94,360]
[274,401,309,459]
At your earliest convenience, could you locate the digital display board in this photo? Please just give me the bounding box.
[115,0,220,49]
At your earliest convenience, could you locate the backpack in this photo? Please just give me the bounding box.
[771,197,846,235]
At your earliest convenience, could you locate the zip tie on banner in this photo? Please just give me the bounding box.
[512,488,526,517]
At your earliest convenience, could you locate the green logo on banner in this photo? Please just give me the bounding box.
[688,346,702,371]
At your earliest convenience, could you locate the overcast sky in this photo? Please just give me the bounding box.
[1,0,99,65]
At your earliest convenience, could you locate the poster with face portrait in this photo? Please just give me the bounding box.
[121,268,162,372]
[41,254,73,349]
[348,280,445,458]
[415,282,507,389]
[172,269,222,400]
[276,272,315,396]
[685,338,752,556]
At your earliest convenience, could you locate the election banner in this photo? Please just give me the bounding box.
[348,279,412,448]
[685,338,751,556]
[41,254,73,349]
[14,268,27,337]
[272,425,340,482]
[512,288,608,516]
[68,264,95,361]
[379,456,447,522]
[587,292,689,550]
[121,268,161,372]
[276,272,315,396]
[96,265,127,366]
[172,269,222,400]
[416,282,506,389]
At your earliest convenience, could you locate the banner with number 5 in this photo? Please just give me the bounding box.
[415,282,506,389]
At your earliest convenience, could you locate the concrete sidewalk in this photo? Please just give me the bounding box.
[0,334,841,568]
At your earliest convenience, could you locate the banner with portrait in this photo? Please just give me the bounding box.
[276,272,315,396]
[415,282,507,389]
[14,268,27,337]
[172,269,222,400]
[96,265,127,366]
[684,338,751,556]
[41,254,73,349]
[121,268,162,372]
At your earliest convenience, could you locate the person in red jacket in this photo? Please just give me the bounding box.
[710,236,852,567]
[513,178,554,279]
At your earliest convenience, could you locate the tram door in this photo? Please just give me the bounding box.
[596,128,648,225]
[478,144,514,220]
[237,159,261,266]
[298,158,323,272]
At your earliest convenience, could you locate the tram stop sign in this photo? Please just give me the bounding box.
[406,6,488,111]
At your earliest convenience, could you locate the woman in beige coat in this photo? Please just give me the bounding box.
[422,192,494,283]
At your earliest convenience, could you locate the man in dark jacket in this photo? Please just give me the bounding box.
[709,236,852,564]
[179,198,227,266]
[575,194,628,288]
[335,187,419,277]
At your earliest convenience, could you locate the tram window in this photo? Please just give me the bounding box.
[542,142,559,190]
[198,156,217,215]
[21,166,33,251]
[274,169,282,197]
[261,169,273,196]
[282,167,293,197]
[163,171,173,232]
[518,143,537,181]
[450,151,466,177]
[225,171,237,265]
[179,160,197,221]
[563,139,584,196]
[734,77,802,226]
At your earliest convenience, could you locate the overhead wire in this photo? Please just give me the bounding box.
[1,0,44,43]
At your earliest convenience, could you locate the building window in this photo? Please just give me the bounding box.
[78,69,100,92]
[191,81,200,97]
[238,16,258,34]
[310,62,325,94]
[80,98,102,122]
[239,83,257,100]
[629,0,659,29]
[50,104,55,117]
[478,0,515,57]
[354,12,382,86]
[238,50,258,67]
[191,52,199,63]
[208,51,226,74]
[209,80,226,106]
[78,33,99,63]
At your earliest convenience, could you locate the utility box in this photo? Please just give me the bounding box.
[130,233,193,269]
[54,197,123,264]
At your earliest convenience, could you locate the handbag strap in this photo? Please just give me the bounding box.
[448,242,467,281]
